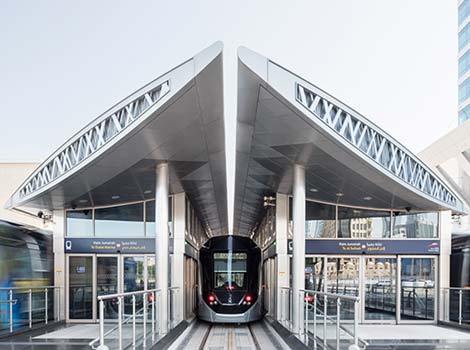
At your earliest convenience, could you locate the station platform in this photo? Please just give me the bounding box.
[2,320,470,350]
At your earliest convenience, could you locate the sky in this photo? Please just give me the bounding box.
[0,0,459,228]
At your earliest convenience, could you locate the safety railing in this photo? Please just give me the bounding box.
[0,286,61,336]
[280,287,368,350]
[440,287,470,326]
[89,287,181,350]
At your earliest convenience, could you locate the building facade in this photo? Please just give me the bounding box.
[459,0,470,124]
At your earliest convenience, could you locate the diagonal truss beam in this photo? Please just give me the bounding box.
[19,80,170,198]
[296,83,457,207]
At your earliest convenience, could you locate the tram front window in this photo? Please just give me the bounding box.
[213,252,247,290]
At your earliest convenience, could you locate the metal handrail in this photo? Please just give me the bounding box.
[440,287,470,326]
[0,286,61,334]
[97,288,161,301]
[0,286,59,290]
[280,287,367,350]
[91,287,181,350]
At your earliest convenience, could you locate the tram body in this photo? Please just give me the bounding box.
[197,235,263,323]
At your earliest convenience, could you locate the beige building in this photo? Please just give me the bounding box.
[0,162,43,228]
[420,120,470,232]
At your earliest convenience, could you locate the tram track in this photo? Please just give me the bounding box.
[198,323,261,350]
[171,320,289,350]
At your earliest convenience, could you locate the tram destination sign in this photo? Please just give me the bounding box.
[64,238,156,254]
[287,239,440,255]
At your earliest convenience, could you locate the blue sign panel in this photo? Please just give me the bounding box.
[64,238,156,254]
[287,239,440,255]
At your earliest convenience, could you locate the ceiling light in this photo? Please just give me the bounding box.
[363,196,372,201]
[335,192,344,197]
[79,199,88,204]
[111,195,120,200]
[144,190,152,194]
[309,188,318,193]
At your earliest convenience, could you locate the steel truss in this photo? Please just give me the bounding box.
[296,83,457,207]
[19,80,170,198]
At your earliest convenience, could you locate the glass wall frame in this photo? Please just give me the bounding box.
[65,196,174,238]
[66,253,157,323]
[305,255,438,324]
[289,197,440,240]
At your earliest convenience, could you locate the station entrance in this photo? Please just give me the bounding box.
[66,254,156,322]
[305,255,437,324]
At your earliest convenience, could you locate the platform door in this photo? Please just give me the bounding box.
[67,255,94,321]
[122,256,145,315]
[263,257,276,317]
[184,256,197,320]
[362,256,397,323]
[96,255,119,320]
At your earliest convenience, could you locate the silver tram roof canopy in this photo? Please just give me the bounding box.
[5,42,228,236]
[234,47,465,236]
[5,42,465,237]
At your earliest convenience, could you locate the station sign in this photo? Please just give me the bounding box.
[287,239,440,255]
[64,238,156,254]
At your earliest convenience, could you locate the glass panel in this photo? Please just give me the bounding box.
[305,201,336,238]
[146,256,156,290]
[338,207,391,238]
[95,203,144,237]
[364,257,396,321]
[146,199,172,236]
[66,210,93,236]
[400,258,435,321]
[213,252,247,289]
[305,257,325,292]
[460,0,470,25]
[326,257,359,320]
[145,201,155,237]
[123,256,145,315]
[392,212,438,238]
[459,23,470,51]
[97,257,118,319]
[68,256,93,320]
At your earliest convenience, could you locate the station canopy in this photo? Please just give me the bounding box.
[5,42,464,237]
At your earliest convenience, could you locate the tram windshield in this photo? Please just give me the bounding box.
[213,252,247,289]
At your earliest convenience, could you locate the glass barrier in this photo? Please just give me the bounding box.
[392,212,438,238]
[66,210,93,236]
[95,203,144,237]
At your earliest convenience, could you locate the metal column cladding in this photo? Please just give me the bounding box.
[156,162,169,335]
[292,164,306,334]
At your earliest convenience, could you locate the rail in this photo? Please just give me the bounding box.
[440,287,470,326]
[280,287,368,350]
[0,286,61,334]
[89,287,181,350]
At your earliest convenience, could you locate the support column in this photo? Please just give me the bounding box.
[52,210,65,321]
[172,193,185,324]
[156,163,169,334]
[292,164,305,334]
[439,210,452,322]
[275,193,289,321]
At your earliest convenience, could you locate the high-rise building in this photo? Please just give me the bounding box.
[458,0,470,124]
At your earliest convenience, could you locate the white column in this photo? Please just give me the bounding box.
[172,193,185,323]
[292,164,305,334]
[275,193,289,321]
[439,210,452,322]
[156,163,169,334]
[52,210,66,321]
